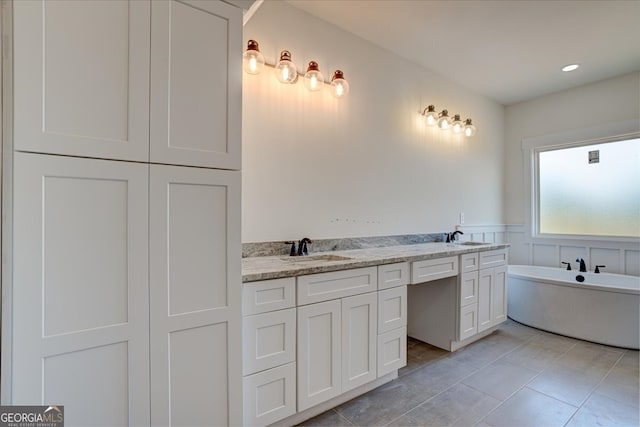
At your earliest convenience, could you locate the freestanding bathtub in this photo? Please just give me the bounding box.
[508,265,640,349]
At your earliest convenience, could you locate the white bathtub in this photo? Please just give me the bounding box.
[508,265,640,349]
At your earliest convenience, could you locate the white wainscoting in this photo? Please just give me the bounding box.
[457,225,640,276]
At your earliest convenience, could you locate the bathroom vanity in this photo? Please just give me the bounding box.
[241,242,509,426]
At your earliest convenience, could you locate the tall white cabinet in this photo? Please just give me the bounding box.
[4,1,242,426]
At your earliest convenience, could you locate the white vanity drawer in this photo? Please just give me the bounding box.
[377,326,407,377]
[378,262,409,290]
[460,252,479,273]
[378,286,407,334]
[479,249,508,269]
[243,308,296,375]
[458,303,478,341]
[297,267,378,305]
[459,271,479,307]
[243,362,296,427]
[411,256,459,284]
[243,277,296,315]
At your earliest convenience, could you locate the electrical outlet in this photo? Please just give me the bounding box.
[459,212,465,224]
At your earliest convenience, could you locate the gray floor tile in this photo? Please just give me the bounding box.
[400,338,449,377]
[462,359,538,401]
[566,393,640,427]
[389,383,500,427]
[527,364,605,406]
[297,409,354,426]
[482,387,578,427]
[404,357,478,394]
[594,352,640,409]
[503,331,576,372]
[334,374,437,426]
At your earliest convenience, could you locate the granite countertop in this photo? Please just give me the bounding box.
[242,242,509,283]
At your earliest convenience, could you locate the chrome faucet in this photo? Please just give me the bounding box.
[576,257,587,272]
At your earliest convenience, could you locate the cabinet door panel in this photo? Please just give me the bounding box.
[460,272,479,307]
[378,286,407,334]
[297,300,341,411]
[377,327,407,377]
[13,0,150,161]
[243,308,296,375]
[342,293,377,392]
[478,269,493,332]
[150,0,241,169]
[243,363,296,427]
[458,304,478,341]
[492,266,508,324]
[12,153,149,425]
[150,165,241,426]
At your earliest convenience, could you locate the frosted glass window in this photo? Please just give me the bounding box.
[538,138,640,237]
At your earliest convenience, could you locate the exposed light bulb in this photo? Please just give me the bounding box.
[242,40,265,75]
[463,118,476,137]
[304,61,324,92]
[422,105,438,126]
[330,70,349,98]
[451,114,463,134]
[437,110,451,130]
[275,50,297,84]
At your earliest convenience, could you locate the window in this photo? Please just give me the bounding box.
[535,137,640,238]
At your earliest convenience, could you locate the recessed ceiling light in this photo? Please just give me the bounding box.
[562,64,580,72]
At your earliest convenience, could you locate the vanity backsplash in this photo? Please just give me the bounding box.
[242,233,446,258]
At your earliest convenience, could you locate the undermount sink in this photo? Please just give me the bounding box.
[454,241,490,246]
[281,254,353,262]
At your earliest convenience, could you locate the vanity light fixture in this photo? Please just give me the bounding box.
[275,50,297,84]
[437,109,452,130]
[242,39,265,75]
[420,104,477,137]
[330,70,349,98]
[303,61,324,91]
[463,118,476,137]
[422,105,438,126]
[451,114,463,134]
[242,39,350,97]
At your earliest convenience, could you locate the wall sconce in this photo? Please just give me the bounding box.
[437,110,451,130]
[243,39,350,98]
[303,61,324,91]
[422,105,438,126]
[421,105,476,137]
[330,70,349,98]
[242,39,265,74]
[463,119,476,137]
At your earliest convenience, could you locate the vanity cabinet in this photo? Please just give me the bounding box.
[297,268,379,411]
[242,278,297,426]
[462,249,508,336]
[408,248,509,351]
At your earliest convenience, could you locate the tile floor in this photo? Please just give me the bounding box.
[299,319,640,427]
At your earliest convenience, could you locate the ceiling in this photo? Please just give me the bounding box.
[284,0,640,105]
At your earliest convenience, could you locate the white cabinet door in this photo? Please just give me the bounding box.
[478,269,493,333]
[342,293,377,393]
[12,153,150,426]
[13,0,150,162]
[150,0,241,170]
[149,164,241,426]
[478,266,508,332]
[297,300,341,411]
[492,266,508,325]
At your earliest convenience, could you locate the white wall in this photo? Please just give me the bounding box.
[504,72,640,274]
[242,1,505,243]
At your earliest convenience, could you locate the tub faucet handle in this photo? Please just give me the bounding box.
[561,261,572,271]
[594,265,606,274]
